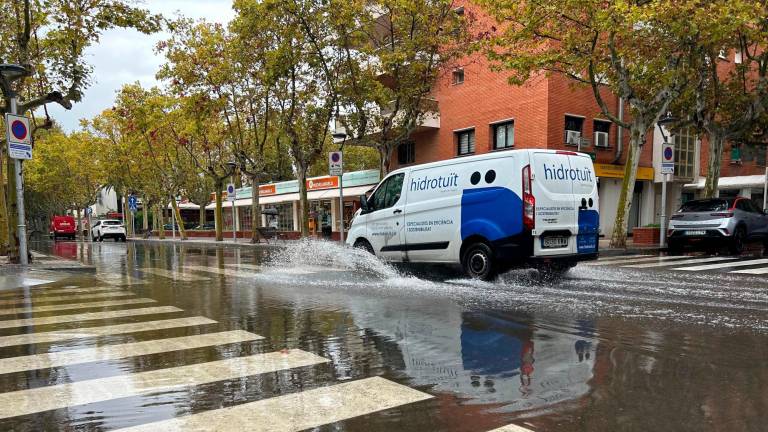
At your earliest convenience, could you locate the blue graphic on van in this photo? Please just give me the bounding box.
[409,173,459,192]
[461,187,523,241]
[543,164,593,182]
[577,209,599,253]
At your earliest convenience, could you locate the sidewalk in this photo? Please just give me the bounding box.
[598,238,663,257]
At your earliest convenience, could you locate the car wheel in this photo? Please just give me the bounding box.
[353,239,374,254]
[98,235,104,242]
[729,227,746,255]
[462,242,497,281]
[667,240,683,255]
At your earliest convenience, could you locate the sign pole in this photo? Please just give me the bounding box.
[660,173,668,248]
[339,173,344,245]
[8,96,28,265]
[232,199,237,243]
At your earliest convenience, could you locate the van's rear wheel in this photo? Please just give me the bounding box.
[462,242,497,281]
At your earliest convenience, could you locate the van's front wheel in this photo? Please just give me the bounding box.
[353,239,374,255]
[462,242,497,281]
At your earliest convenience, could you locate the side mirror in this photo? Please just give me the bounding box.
[359,195,370,214]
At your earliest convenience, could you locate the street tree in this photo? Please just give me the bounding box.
[478,0,695,247]
[336,0,470,175]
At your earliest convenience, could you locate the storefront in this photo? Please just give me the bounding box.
[206,169,380,238]
[593,163,656,236]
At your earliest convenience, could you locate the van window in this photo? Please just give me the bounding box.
[103,220,121,226]
[369,173,405,211]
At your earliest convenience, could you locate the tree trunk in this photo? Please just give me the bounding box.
[142,197,149,232]
[170,198,187,240]
[156,205,166,240]
[703,133,725,199]
[379,145,393,177]
[250,176,262,244]
[76,208,83,241]
[0,154,9,255]
[198,205,206,226]
[609,127,645,248]
[214,180,224,241]
[298,166,309,237]
[6,157,19,262]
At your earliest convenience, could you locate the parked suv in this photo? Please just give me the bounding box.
[49,215,76,241]
[667,197,768,254]
[91,219,127,242]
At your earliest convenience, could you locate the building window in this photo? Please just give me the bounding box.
[673,127,696,180]
[456,129,475,156]
[564,115,584,146]
[731,142,742,164]
[397,141,415,165]
[593,120,611,148]
[266,203,294,231]
[452,68,464,85]
[492,121,515,150]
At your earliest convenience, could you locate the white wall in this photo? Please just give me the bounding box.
[598,179,621,236]
[89,188,119,217]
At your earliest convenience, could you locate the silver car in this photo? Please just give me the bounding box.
[667,197,768,254]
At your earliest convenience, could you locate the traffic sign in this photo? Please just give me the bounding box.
[226,183,236,201]
[5,114,32,160]
[329,151,343,177]
[85,207,92,216]
[661,142,675,175]
[128,195,138,212]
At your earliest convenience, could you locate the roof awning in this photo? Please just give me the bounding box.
[166,202,201,210]
[207,184,378,209]
[684,174,767,190]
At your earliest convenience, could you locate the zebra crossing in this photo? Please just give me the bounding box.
[588,253,768,275]
[0,279,438,430]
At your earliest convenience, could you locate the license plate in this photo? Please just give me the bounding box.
[60,223,70,226]
[543,236,568,248]
[685,230,706,236]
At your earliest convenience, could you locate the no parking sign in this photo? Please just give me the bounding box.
[661,142,674,175]
[4,114,32,160]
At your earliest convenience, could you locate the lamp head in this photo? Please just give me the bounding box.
[332,132,347,141]
[0,64,30,82]
[658,112,679,126]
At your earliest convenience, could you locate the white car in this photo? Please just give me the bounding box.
[346,149,599,280]
[91,219,127,242]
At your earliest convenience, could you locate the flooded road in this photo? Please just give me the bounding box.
[1,239,766,431]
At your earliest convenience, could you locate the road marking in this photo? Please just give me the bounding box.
[0,330,262,375]
[0,349,329,420]
[624,256,737,268]
[674,258,768,271]
[186,265,263,278]
[0,286,124,299]
[0,298,156,315]
[585,255,693,266]
[0,306,183,330]
[731,266,768,275]
[488,425,536,432]
[115,376,432,432]
[231,263,345,274]
[597,254,652,261]
[0,316,217,348]
[139,268,210,281]
[0,291,135,306]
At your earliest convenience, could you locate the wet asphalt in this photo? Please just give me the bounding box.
[0,239,765,432]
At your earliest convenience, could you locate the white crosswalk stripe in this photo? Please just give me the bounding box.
[585,255,693,266]
[115,376,433,432]
[0,349,329,420]
[596,254,652,262]
[731,266,768,275]
[139,267,210,281]
[623,256,737,269]
[0,286,125,299]
[488,425,536,432]
[673,258,768,271]
[0,306,183,329]
[0,330,261,374]
[0,316,216,348]
[0,291,135,306]
[0,298,156,315]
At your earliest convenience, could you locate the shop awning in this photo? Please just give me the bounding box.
[684,174,767,190]
[166,202,201,210]
[209,184,377,209]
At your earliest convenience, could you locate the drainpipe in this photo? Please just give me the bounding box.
[612,96,624,164]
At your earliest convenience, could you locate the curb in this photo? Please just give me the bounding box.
[128,237,284,249]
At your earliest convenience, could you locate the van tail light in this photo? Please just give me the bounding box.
[710,212,734,218]
[522,164,535,230]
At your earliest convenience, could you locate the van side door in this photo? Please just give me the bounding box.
[365,173,407,261]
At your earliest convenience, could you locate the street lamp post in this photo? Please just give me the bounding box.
[332,132,347,245]
[1,64,31,265]
[227,161,238,243]
[657,113,678,249]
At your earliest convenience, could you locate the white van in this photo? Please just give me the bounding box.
[346,149,599,280]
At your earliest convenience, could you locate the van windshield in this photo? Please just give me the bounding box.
[678,199,733,213]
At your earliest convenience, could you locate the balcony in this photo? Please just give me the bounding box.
[334,98,440,143]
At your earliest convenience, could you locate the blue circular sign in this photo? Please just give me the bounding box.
[227,185,235,194]
[331,152,341,163]
[663,146,673,160]
[11,120,27,141]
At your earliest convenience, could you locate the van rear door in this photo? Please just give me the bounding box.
[530,151,597,256]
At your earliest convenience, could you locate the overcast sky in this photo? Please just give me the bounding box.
[44,0,235,131]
